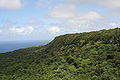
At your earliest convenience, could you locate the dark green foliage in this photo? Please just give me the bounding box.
[0,28,120,80]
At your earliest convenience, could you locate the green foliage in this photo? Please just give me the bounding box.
[0,28,120,80]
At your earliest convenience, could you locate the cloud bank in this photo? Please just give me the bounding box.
[0,0,23,10]
[9,26,34,35]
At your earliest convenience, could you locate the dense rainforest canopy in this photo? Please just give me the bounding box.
[0,28,120,80]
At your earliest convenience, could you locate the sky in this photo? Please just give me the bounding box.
[0,0,120,41]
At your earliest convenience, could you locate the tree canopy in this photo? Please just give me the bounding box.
[0,28,120,80]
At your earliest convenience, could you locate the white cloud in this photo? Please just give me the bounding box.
[98,0,120,8]
[65,0,120,8]
[9,27,24,33]
[109,23,117,27]
[50,10,103,28]
[48,27,60,34]
[49,3,104,33]
[61,11,103,30]
[97,0,120,16]
[49,4,76,19]
[77,11,103,21]
[64,0,120,16]
[48,0,109,34]
[49,3,103,20]
[0,0,22,10]
[9,26,34,35]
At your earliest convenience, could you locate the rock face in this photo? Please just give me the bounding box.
[0,28,120,80]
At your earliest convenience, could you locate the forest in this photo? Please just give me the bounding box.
[0,28,120,80]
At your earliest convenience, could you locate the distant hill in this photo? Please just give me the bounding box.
[0,28,120,80]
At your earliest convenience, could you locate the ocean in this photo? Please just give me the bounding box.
[0,40,49,53]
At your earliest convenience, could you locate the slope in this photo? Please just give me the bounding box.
[0,28,120,80]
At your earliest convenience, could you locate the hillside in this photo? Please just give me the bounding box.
[0,28,120,80]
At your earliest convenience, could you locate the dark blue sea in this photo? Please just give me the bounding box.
[0,41,49,53]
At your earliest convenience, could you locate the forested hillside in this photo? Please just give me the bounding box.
[0,28,120,80]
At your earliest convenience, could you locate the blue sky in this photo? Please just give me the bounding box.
[0,0,120,41]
